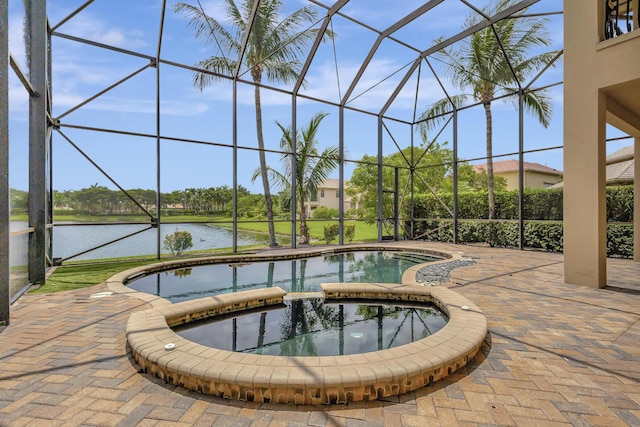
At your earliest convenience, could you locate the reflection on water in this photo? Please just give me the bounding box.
[174,298,448,356]
[173,268,192,277]
[128,251,439,303]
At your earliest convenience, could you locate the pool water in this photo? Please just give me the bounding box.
[173,298,448,357]
[128,251,438,303]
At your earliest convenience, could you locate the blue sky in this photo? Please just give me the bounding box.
[7,0,631,193]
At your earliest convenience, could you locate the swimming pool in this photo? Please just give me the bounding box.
[174,297,448,357]
[113,244,487,404]
[127,250,439,302]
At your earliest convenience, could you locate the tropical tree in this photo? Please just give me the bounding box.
[255,112,338,244]
[418,0,556,226]
[347,142,457,223]
[174,0,328,247]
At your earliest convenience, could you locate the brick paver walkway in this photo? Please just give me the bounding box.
[1,243,640,426]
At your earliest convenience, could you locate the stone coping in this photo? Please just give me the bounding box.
[125,283,486,405]
[110,243,483,404]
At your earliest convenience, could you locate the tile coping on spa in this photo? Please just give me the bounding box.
[109,244,486,405]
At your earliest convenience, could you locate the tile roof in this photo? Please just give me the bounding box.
[606,158,635,184]
[472,159,562,175]
[548,147,635,188]
[606,145,634,164]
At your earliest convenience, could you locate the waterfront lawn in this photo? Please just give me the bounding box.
[33,260,153,294]
[235,220,379,243]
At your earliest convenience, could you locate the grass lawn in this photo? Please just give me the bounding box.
[233,219,379,243]
[34,260,153,294]
[38,246,263,294]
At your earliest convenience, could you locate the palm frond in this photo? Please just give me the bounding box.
[521,89,553,128]
[174,2,240,55]
[193,57,237,90]
[417,94,467,141]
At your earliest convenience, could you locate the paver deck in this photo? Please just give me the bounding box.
[1,242,640,426]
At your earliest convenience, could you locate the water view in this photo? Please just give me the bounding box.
[52,222,271,261]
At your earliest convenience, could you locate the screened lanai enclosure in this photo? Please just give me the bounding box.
[7,0,613,326]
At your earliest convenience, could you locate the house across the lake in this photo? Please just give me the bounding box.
[304,179,357,217]
[472,160,563,190]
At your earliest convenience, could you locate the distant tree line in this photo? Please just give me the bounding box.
[9,184,261,216]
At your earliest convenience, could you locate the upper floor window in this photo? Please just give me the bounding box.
[320,189,325,198]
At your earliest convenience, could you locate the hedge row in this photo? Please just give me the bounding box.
[409,219,634,258]
[411,186,634,222]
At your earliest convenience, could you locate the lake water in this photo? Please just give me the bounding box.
[10,221,269,262]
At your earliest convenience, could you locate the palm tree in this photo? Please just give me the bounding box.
[254,112,338,244]
[418,0,557,227]
[174,0,326,247]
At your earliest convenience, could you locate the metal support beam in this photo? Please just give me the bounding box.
[291,97,298,249]
[0,0,10,325]
[377,116,383,242]
[393,167,399,241]
[338,106,344,245]
[518,91,524,250]
[155,1,167,259]
[28,0,48,287]
[409,125,415,240]
[232,81,238,252]
[453,110,459,244]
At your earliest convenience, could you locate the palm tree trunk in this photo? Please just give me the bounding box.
[484,101,497,247]
[483,102,495,220]
[253,77,277,247]
[298,190,309,244]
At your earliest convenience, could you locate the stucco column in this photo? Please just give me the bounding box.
[564,88,608,288]
[563,1,608,288]
[635,137,640,262]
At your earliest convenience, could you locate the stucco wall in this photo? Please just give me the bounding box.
[564,0,640,287]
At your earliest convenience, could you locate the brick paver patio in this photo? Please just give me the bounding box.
[1,242,639,426]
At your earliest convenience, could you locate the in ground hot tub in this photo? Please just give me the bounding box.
[125,282,486,405]
[174,296,448,357]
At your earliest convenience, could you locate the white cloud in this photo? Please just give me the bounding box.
[8,82,29,114]
[8,14,27,69]
[54,10,148,50]
[53,59,120,86]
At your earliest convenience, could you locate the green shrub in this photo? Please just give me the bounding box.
[408,219,633,258]
[607,186,634,222]
[410,186,631,222]
[344,224,356,243]
[163,230,193,256]
[607,224,634,258]
[323,224,339,244]
[313,206,339,219]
